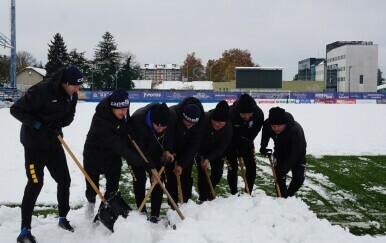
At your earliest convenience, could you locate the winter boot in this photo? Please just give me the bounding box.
[16,228,37,243]
[148,216,160,224]
[58,217,74,232]
[85,202,95,219]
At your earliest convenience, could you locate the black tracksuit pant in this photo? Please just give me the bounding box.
[131,165,165,217]
[226,146,256,195]
[84,163,121,204]
[275,161,306,198]
[165,162,193,205]
[196,156,225,201]
[21,146,71,229]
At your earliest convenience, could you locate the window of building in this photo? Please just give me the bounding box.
[360,75,363,84]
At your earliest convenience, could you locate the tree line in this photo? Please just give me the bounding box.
[0,31,261,90]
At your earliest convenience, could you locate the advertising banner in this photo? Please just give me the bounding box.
[82,91,386,104]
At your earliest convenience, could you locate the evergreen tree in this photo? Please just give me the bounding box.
[0,55,10,84]
[94,32,120,64]
[116,56,140,90]
[378,68,385,85]
[68,49,87,68]
[92,32,121,90]
[68,48,92,88]
[45,33,68,75]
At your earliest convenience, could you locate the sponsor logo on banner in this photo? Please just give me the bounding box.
[172,92,183,99]
[143,92,161,98]
[315,99,336,104]
[193,92,211,99]
[295,99,314,104]
[336,99,356,104]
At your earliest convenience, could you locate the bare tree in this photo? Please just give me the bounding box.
[17,51,38,72]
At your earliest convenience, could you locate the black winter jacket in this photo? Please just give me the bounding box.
[260,112,307,173]
[10,67,77,149]
[169,97,205,169]
[229,97,264,146]
[129,103,174,167]
[83,97,143,171]
[199,111,233,162]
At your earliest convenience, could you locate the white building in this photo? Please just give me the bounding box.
[315,61,325,81]
[326,41,378,92]
[140,64,180,83]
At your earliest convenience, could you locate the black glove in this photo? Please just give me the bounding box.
[143,161,156,174]
[33,121,57,134]
[47,121,63,130]
[259,147,272,156]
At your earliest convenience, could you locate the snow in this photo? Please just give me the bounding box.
[153,81,213,90]
[133,80,153,90]
[26,66,47,77]
[1,102,386,242]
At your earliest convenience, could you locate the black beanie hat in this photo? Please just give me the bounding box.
[269,107,286,125]
[211,100,229,122]
[238,94,254,113]
[110,89,130,109]
[62,66,83,85]
[151,102,170,127]
[182,104,201,124]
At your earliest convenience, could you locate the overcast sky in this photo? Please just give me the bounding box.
[1,0,385,80]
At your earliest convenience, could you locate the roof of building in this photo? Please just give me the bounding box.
[141,64,180,69]
[17,66,47,77]
[153,81,213,90]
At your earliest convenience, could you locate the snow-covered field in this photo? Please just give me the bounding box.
[1,103,385,242]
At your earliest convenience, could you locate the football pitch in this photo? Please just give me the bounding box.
[21,155,385,236]
[120,155,386,236]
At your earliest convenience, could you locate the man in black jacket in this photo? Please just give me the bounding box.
[226,94,264,195]
[196,100,233,201]
[10,66,83,243]
[82,89,152,219]
[260,107,307,198]
[166,97,205,205]
[129,102,174,223]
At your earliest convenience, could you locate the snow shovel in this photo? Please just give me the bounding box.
[238,157,250,195]
[204,167,216,200]
[175,161,184,204]
[128,134,185,220]
[268,154,282,198]
[57,135,131,232]
[138,166,165,213]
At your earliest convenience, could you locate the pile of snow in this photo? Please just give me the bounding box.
[0,103,385,242]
